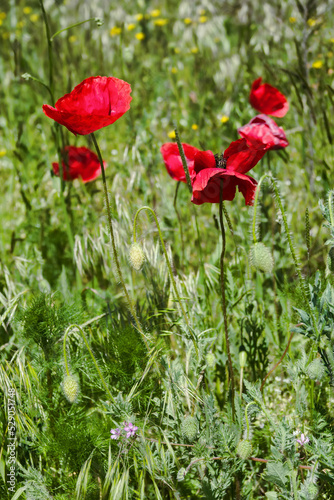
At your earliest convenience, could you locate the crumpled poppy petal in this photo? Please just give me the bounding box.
[52,146,106,183]
[250,77,289,117]
[224,138,265,174]
[42,76,132,135]
[238,114,289,150]
[193,149,216,174]
[160,143,199,182]
[191,168,257,206]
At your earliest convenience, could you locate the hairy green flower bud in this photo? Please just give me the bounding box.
[129,243,145,271]
[237,439,252,459]
[307,358,326,381]
[62,375,80,403]
[181,416,198,442]
[239,345,247,368]
[327,246,334,273]
[249,242,274,273]
[206,352,215,368]
[177,468,186,482]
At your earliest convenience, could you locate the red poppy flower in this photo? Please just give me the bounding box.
[238,114,289,151]
[52,146,106,183]
[249,78,289,117]
[160,143,198,182]
[191,139,266,206]
[43,76,132,135]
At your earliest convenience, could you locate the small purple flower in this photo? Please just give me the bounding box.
[296,433,309,446]
[110,428,121,440]
[124,421,138,438]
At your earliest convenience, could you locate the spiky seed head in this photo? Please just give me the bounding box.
[129,243,145,271]
[307,358,326,381]
[250,243,274,273]
[237,439,252,459]
[206,352,215,368]
[181,416,198,442]
[306,484,318,499]
[62,375,80,403]
[239,345,247,368]
[327,247,334,273]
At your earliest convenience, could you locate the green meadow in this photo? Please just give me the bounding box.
[1,0,334,498]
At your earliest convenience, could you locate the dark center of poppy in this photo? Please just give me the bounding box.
[214,153,227,169]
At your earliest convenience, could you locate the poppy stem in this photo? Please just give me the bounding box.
[90,133,150,351]
[174,126,193,194]
[63,324,116,403]
[39,0,54,101]
[329,190,334,227]
[252,174,270,244]
[133,206,198,356]
[219,183,235,416]
[173,182,185,266]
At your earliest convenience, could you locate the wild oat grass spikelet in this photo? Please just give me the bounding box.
[327,246,334,273]
[181,416,198,441]
[250,242,274,273]
[237,439,252,459]
[62,375,80,403]
[129,243,145,271]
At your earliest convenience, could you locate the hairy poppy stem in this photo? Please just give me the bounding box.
[252,173,270,244]
[133,206,198,356]
[173,182,185,265]
[39,0,54,101]
[63,324,115,403]
[219,183,235,416]
[90,133,150,350]
[173,127,193,194]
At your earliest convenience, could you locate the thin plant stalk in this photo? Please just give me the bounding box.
[173,181,185,265]
[63,324,115,403]
[90,133,150,350]
[133,205,198,355]
[173,126,193,194]
[219,182,235,415]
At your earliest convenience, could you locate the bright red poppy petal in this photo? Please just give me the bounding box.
[160,143,198,182]
[193,149,216,174]
[224,138,265,174]
[238,114,289,150]
[250,78,289,117]
[52,146,105,182]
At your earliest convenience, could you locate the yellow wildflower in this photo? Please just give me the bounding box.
[0,149,6,158]
[191,124,198,130]
[30,14,39,22]
[154,18,168,26]
[69,35,77,43]
[289,17,296,23]
[220,115,229,124]
[174,47,180,54]
[168,130,176,139]
[307,18,316,27]
[150,9,161,17]
[127,23,136,31]
[191,47,199,54]
[0,19,3,26]
[171,67,178,74]
[135,14,144,21]
[330,37,334,43]
[184,18,192,25]
[327,52,333,58]
[2,32,10,40]
[23,7,32,14]
[0,12,6,20]
[110,26,122,37]
[135,32,145,40]
[199,16,208,23]
[17,21,24,29]
[312,60,323,69]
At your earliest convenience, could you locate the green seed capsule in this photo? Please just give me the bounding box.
[181,416,198,442]
[129,243,145,271]
[249,242,274,273]
[239,345,247,369]
[62,375,80,403]
[236,439,252,459]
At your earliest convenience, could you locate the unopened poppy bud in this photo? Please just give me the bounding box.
[327,247,334,273]
[307,358,325,381]
[181,416,198,442]
[239,345,247,368]
[249,242,274,273]
[129,243,145,271]
[62,375,80,403]
[206,352,215,368]
[236,439,252,459]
